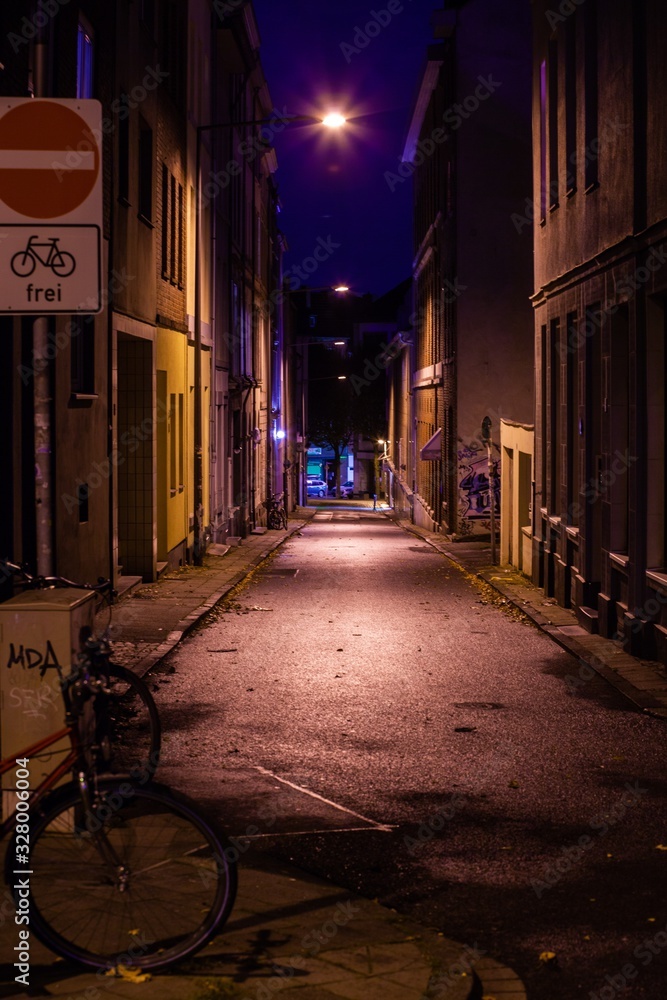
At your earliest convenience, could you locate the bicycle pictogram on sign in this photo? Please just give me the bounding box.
[10,234,76,278]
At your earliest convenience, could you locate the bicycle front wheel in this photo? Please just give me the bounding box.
[267,508,281,529]
[97,663,161,777]
[11,779,237,971]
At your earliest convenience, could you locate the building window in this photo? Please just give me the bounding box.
[140,0,155,36]
[70,315,95,395]
[178,183,184,289]
[565,313,578,522]
[170,173,177,283]
[76,19,94,99]
[540,324,548,506]
[548,40,559,210]
[161,167,185,286]
[118,95,130,203]
[161,164,169,277]
[138,119,153,223]
[178,393,184,491]
[610,305,629,553]
[646,297,666,568]
[565,15,577,195]
[159,0,185,107]
[549,318,561,512]
[540,60,547,222]
[584,0,599,190]
[77,483,89,524]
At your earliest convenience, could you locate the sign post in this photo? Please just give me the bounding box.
[0,98,103,314]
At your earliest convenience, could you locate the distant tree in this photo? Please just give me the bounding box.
[308,381,356,495]
[308,342,387,495]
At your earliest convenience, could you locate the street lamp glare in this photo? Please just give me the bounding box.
[337,375,347,380]
[334,340,345,346]
[322,113,347,128]
[334,285,349,292]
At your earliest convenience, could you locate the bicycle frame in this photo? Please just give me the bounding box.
[0,722,80,840]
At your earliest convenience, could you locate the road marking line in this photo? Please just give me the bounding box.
[252,766,394,832]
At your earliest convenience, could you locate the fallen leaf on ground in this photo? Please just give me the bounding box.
[105,965,152,982]
[539,951,558,966]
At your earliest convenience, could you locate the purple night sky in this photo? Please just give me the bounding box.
[252,0,442,297]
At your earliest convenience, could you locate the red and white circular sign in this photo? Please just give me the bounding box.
[0,99,101,222]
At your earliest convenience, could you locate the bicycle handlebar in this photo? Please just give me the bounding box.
[0,558,115,598]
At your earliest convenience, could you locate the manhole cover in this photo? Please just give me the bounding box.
[453,702,504,710]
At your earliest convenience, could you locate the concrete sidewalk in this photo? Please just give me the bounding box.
[1,853,522,999]
[0,504,527,1000]
[386,510,667,721]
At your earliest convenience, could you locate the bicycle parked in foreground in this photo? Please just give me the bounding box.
[0,561,238,971]
[0,560,160,776]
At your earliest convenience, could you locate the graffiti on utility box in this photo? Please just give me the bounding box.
[5,641,61,675]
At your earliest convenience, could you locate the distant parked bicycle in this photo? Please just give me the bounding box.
[265,492,288,530]
[10,235,76,277]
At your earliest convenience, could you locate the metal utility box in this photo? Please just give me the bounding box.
[0,589,96,808]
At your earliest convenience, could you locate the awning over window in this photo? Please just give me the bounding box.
[420,428,442,461]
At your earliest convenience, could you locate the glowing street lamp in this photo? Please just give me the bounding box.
[322,113,347,129]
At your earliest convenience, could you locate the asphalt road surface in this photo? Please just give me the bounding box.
[156,508,667,999]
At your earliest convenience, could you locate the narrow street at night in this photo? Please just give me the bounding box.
[154,510,667,1000]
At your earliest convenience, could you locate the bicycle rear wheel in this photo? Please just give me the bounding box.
[11,779,237,971]
[96,663,161,777]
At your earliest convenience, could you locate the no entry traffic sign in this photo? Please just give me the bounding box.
[0,99,102,223]
[0,99,103,313]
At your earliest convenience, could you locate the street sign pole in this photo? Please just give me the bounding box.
[34,34,53,576]
[0,94,104,575]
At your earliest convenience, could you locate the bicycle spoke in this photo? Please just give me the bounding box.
[18,781,236,970]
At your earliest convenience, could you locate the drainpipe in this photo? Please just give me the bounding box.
[33,13,54,576]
